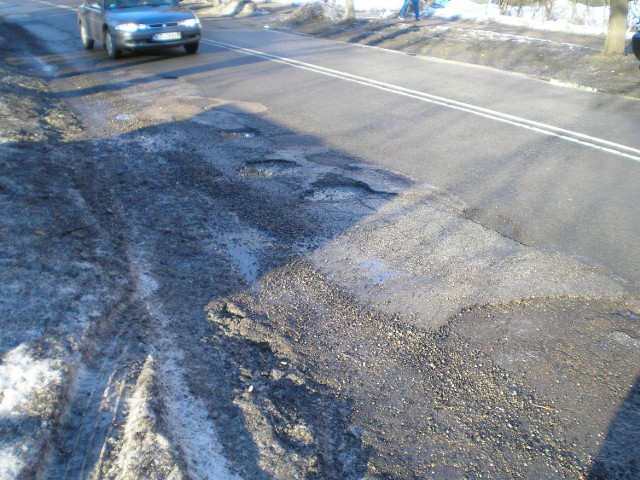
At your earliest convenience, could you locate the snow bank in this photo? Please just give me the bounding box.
[291,0,640,36]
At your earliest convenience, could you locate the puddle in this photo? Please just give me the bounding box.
[212,229,273,284]
[237,159,298,179]
[226,241,260,284]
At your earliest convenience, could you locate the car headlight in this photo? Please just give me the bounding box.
[115,23,147,32]
[178,18,200,28]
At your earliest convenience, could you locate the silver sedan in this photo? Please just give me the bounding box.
[77,0,201,58]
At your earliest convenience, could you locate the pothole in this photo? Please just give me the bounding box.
[608,331,640,349]
[237,159,298,179]
[307,186,368,201]
[305,174,392,202]
[218,128,259,139]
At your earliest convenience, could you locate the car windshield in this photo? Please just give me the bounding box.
[108,0,178,9]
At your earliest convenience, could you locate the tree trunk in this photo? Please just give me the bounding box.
[603,0,630,56]
[344,0,356,22]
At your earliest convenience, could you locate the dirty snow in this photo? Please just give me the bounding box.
[0,345,61,416]
[0,345,65,479]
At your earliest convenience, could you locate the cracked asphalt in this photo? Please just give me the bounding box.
[1,8,639,480]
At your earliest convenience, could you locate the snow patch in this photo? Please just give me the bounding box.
[0,450,23,480]
[134,267,159,299]
[0,343,62,416]
[0,344,64,479]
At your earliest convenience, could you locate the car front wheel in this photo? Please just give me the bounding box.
[104,30,121,59]
[184,42,198,54]
[80,22,94,49]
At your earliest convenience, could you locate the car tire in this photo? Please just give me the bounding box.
[80,22,94,49]
[184,42,198,54]
[105,30,121,59]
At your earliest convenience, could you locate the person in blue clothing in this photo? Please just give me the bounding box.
[633,32,640,62]
[399,0,421,20]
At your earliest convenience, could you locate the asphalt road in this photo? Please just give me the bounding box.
[2,1,640,478]
[5,0,639,289]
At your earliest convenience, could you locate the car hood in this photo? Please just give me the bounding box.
[107,6,196,25]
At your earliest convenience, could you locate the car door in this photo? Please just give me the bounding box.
[82,0,104,40]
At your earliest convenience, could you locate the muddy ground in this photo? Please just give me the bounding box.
[1,4,640,480]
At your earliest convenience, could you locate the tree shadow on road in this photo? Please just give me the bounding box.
[589,375,640,479]
[1,29,398,476]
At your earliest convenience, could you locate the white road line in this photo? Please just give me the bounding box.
[20,0,640,163]
[35,0,75,9]
[204,39,640,163]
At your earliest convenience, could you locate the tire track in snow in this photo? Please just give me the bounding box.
[126,250,242,480]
